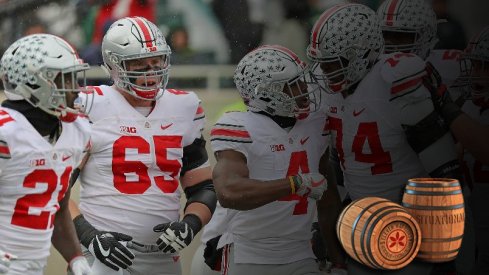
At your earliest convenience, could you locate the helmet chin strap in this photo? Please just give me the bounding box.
[255,111,296,129]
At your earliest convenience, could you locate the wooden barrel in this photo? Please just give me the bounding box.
[336,197,421,270]
[402,178,465,263]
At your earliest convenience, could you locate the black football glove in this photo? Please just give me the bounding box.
[153,214,202,253]
[73,214,135,271]
[423,62,462,125]
[203,235,223,271]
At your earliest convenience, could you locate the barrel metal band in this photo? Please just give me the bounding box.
[422,235,463,242]
[404,189,462,196]
[407,182,460,188]
[402,203,464,210]
[351,199,387,267]
[417,248,460,256]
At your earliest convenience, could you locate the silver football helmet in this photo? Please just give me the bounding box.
[0,34,90,117]
[307,3,384,94]
[234,45,321,117]
[102,16,171,100]
[459,27,489,102]
[377,0,438,59]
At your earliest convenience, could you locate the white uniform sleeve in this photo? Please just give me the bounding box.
[382,53,460,177]
[380,53,433,125]
[0,136,10,175]
[210,112,252,159]
[190,100,206,140]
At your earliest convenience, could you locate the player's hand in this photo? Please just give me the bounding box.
[311,222,326,261]
[423,62,462,125]
[153,221,194,253]
[0,250,16,274]
[69,256,91,275]
[290,172,328,200]
[153,214,202,253]
[87,232,134,271]
[74,214,135,271]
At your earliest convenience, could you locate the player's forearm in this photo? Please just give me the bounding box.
[450,114,489,165]
[214,176,291,210]
[52,195,83,263]
[317,188,346,265]
[184,202,212,226]
[68,199,82,219]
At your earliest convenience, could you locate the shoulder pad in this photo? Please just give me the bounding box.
[0,108,15,128]
[379,53,427,99]
[379,53,426,84]
[163,89,202,119]
[211,112,251,144]
[426,50,462,86]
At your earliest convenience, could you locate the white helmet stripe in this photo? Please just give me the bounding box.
[129,16,155,49]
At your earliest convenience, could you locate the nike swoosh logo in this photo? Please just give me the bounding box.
[300,137,310,145]
[311,178,325,188]
[62,155,71,161]
[179,226,189,239]
[161,123,173,130]
[353,108,366,117]
[96,235,110,257]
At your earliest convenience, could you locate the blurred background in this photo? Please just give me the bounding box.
[0,0,487,274]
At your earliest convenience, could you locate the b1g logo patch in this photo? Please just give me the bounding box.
[378,221,414,261]
[270,144,285,152]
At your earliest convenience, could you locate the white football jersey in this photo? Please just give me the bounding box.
[78,86,205,244]
[426,49,462,87]
[0,108,90,261]
[321,53,454,203]
[427,49,465,101]
[210,111,329,264]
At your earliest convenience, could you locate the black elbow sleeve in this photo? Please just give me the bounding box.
[181,137,209,177]
[403,111,448,154]
[184,179,217,214]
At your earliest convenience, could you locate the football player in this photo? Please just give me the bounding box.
[377,2,487,273]
[211,45,333,275]
[0,34,92,275]
[453,27,489,274]
[377,0,462,89]
[307,3,462,274]
[68,17,216,274]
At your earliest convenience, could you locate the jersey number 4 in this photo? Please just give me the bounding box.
[328,117,393,175]
[11,167,72,230]
[112,135,182,194]
[278,151,310,215]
